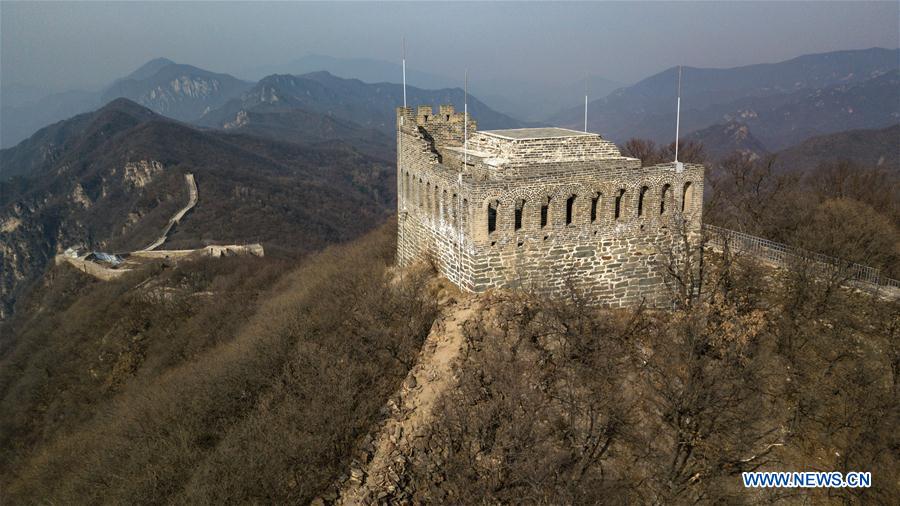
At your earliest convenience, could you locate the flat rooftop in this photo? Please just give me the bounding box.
[481,127,594,140]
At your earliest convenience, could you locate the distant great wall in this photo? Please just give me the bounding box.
[57,171,263,281]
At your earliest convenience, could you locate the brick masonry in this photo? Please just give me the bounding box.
[396,105,705,307]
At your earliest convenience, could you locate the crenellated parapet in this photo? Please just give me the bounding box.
[397,105,476,148]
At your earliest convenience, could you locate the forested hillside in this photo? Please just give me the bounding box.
[3,215,896,503]
[0,98,394,319]
[774,124,900,173]
[0,222,439,504]
[398,251,898,503]
[621,131,900,278]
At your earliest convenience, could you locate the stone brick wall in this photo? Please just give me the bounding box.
[466,131,623,167]
[396,105,705,307]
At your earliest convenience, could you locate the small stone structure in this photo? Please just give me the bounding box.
[396,105,705,307]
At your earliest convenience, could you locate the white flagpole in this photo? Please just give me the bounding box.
[402,37,407,108]
[458,69,469,281]
[464,69,468,165]
[399,38,405,213]
[674,65,682,165]
[584,74,588,132]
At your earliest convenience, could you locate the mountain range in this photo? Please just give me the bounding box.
[1,58,522,149]
[1,59,252,148]
[554,47,899,150]
[100,58,253,121]
[239,54,623,121]
[5,48,898,153]
[0,99,394,319]
[197,71,526,136]
[241,53,456,91]
[773,124,900,173]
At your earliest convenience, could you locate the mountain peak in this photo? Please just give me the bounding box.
[300,70,334,78]
[298,70,347,83]
[144,57,176,67]
[97,97,158,118]
[124,58,177,81]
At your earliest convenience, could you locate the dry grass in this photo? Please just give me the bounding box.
[1,220,438,504]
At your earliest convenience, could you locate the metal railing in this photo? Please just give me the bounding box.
[702,223,900,291]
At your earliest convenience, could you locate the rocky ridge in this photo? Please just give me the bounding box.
[320,290,477,505]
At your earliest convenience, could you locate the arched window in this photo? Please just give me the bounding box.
[660,184,671,215]
[540,196,550,228]
[591,192,601,223]
[434,185,440,221]
[638,186,649,217]
[614,189,626,220]
[514,199,525,231]
[682,182,694,213]
[434,186,440,221]
[404,172,410,204]
[565,194,577,225]
[451,193,458,227]
[462,198,468,228]
[426,182,432,214]
[442,189,448,222]
[487,200,499,234]
[418,179,424,208]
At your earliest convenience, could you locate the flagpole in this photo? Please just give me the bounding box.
[402,37,407,108]
[584,74,588,132]
[459,70,469,281]
[464,69,468,165]
[674,65,682,164]
[399,38,405,213]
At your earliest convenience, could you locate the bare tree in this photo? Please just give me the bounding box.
[659,139,707,165]
[623,138,706,167]
[407,292,639,503]
[623,138,661,166]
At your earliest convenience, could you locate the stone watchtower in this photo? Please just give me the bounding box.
[396,105,704,307]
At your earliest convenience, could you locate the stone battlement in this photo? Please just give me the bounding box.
[398,105,475,152]
[397,105,472,127]
[396,104,705,307]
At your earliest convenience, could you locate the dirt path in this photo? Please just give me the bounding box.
[139,173,197,252]
[334,296,477,505]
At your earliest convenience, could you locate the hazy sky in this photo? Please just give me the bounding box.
[2,1,898,91]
